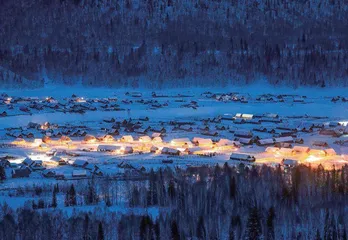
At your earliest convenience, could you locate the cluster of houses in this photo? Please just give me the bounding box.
[228,145,338,168]
[203,92,308,104]
[7,154,103,179]
[2,106,347,180]
[0,93,126,116]
[331,96,348,102]
[7,111,345,158]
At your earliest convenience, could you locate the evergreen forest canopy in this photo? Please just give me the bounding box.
[0,0,348,88]
[1,164,348,239]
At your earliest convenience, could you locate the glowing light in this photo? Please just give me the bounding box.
[339,121,348,126]
[306,155,321,163]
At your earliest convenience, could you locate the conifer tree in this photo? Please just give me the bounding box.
[97,222,104,240]
[245,207,262,240]
[171,220,180,240]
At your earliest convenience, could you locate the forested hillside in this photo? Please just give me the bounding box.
[1,164,348,239]
[0,0,348,88]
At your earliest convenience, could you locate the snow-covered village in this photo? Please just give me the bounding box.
[2,0,348,239]
[0,86,346,239]
[1,89,348,180]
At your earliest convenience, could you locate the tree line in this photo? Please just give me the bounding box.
[1,164,348,239]
[0,0,348,88]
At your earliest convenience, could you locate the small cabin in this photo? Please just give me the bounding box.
[260,118,282,123]
[185,147,202,155]
[123,146,134,154]
[328,121,340,127]
[59,135,72,144]
[319,129,343,137]
[201,131,218,137]
[234,118,246,124]
[178,125,193,132]
[152,132,163,138]
[192,137,213,147]
[161,147,180,156]
[265,147,280,153]
[256,138,274,146]
[274,142,292,148]
[52,157,67,165]
[312,141,329,147]
[150,146,159,153]
[42,169,56,178]
[12,138,26,145]
[108,129,119,136]
[83,134,97,143]
[152,136,163,143]
[103,117,115,123]
[309,149,326,156]
[151,127,166,133]
[229,153,255,162]
[253,126,267,132]
[72,170,87,178]
[42,135,52,143]
[0,111,7,117]
[171,138,191,147]
[12,167,31,178]
[324,148,336,156]
[278,148,294,156]
[246,119,261,124]
[73,159,89,168]
[273,136,294,144]
[120,135,134,142]
[292,146,310,154]
[216,139,235,146]
[136,128,149,134]
[293,97,304,103]
[234,130,253,138]
[238,138,253,145]
[100,134,114,142]
[264,113,279,118]
[97,145,121,152]
[139,136,152,143]
[139,116,149,121]
[282,159,298,167]
[215,125,226,130]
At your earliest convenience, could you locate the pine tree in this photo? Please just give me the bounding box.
[324,211,330,240]
[86,181,98,205]
[140,215,153,240]
[83,214,89,240]
[64,190,69,207]
[0,166,6,180]
[171,220,180,240]
[230,176,236,199]
[154,220,160,240]
[266,207,275,240]
[315,229,321,240]
[147,169,158,205]
[140,215,148,240]
[97,222,104,240]
[342,228,347,240]
[229,225,235,240]
[65,184,77,207]
[196,216,206,239]
[168,180,176,200]
[69,184,77,206]
[245,207,262,240]
[51,190,57,208]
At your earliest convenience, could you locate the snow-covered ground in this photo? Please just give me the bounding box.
[0,85,347,209]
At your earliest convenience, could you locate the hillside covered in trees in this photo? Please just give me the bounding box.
[0,0,348,88]
[1,164,348,239]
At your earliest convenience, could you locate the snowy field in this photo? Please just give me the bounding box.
[0,85,348,196]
